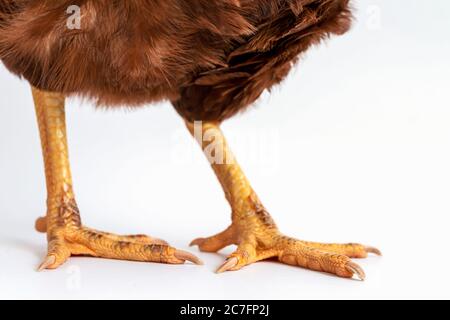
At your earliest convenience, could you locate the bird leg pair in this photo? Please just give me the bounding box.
[187,121,381,280]
[32,87,379,279]
[32,87,201,270]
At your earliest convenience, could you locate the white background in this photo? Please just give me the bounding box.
[0,0,449,299]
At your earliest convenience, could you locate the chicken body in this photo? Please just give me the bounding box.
[1,0,351,120]
[0,0,380,278]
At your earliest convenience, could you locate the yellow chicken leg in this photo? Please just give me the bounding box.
[32,86,201,270]
[187,121,380,280]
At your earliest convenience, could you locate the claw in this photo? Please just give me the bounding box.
[174,250,203,265]
[365,246,382,256]
[216,257,239,274]
[189,238,204,247]
[37,255,56,272]
[346,261,366,281]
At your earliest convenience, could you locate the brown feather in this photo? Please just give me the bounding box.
[0,0,352,122]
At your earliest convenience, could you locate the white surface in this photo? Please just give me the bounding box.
[0,0,449,299]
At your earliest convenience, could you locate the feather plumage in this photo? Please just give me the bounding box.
[0,0,352,121]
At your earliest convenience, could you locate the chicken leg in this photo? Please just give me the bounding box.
[32,87,201,270]
[187,121,380,280]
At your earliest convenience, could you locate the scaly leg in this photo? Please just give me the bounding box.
[187,121,380,280]
[32,87,201,270]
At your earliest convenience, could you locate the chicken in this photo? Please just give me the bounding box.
[0,0,380,279]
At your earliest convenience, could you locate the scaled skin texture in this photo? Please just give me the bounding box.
[0,0,380,279]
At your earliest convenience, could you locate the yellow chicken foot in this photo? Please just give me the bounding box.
[187,121,380,280]
[32,87,201,270]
